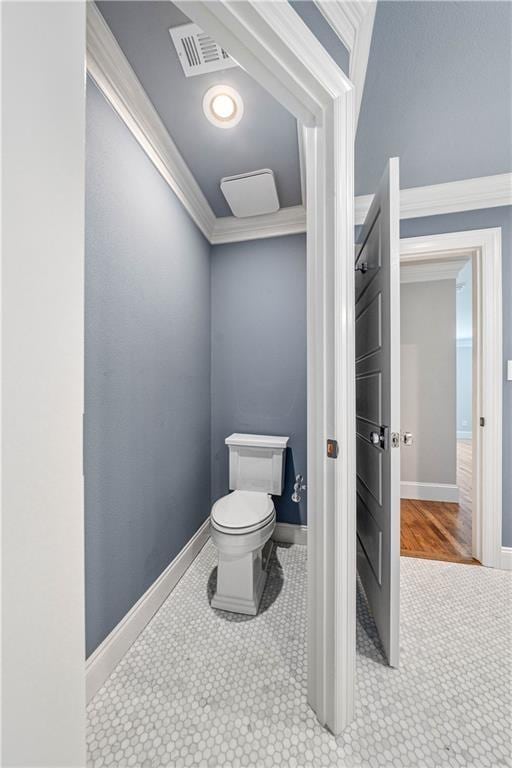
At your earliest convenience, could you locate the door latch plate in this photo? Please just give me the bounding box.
[369,426,389,450]
[391,432,400,448]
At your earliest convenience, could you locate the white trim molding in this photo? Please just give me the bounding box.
[211,205,306,245]
[357,174,512,226]
[86,519,210,702]
[501,547,512,571]
[400,257,468,284]
[401,228,503,569]
[273,522,308,546]
[315,1,376,124]
[401,482,459,504]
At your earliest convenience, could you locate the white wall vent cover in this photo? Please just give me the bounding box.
[220,170,280,218]
[169,23,238,77]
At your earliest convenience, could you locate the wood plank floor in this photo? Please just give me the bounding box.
[400,440,479,564]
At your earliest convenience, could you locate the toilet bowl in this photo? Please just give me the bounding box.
[210,491,275,615]
[209,433,289,616]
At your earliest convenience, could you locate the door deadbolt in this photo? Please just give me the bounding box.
[402,432,413,446]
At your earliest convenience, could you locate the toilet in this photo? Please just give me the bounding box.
[210,433,289,615]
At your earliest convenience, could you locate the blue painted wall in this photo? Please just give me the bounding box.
[400,207,512,546]
[356,1,512,195]
[85,80,211,656]
[210,235,307,526]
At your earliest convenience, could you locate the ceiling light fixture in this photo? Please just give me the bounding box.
[203,85,244,129]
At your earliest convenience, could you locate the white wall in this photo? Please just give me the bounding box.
[1,3,86,765]
[400,279,457,500]
[456,260,473,438]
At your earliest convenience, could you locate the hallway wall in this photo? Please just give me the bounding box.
[400,279,457,489]
[85,79,211,656]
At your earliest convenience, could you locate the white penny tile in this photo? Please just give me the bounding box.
[87,541,511,767]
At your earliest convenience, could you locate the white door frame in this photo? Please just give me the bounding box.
[400,228,503,568]
[173,1,356,733]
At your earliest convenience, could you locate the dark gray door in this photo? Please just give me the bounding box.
[355,158,400,668]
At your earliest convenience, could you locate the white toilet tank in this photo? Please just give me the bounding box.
[225,433,289,495]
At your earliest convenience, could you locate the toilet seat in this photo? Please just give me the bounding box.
[211,490,275,534]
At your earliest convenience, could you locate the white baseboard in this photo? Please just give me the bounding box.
[273,522,307,545]
[401,481,459,503]
[86,517,210,702]
[501,547,512,571]
[457,431,472,440]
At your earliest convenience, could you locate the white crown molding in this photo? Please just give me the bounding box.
[211,205,307,245]
[86,518,210,702]
[315,1,376,125]
[400,257,468,284]
[215,173,512,244]
[356,173,512,226]
[86,2,216,241]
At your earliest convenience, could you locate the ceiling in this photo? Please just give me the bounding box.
[96,1,302,218]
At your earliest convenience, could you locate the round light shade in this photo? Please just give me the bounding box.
[203,85,244,129]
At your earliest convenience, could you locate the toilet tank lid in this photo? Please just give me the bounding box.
[225,433,289,450]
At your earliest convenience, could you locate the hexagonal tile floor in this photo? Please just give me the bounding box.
[87,541,511,767]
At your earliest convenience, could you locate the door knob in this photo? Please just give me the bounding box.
[402,432,413,446]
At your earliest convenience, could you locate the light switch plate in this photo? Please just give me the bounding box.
[507,360,512,381]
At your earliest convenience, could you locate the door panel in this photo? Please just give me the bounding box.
[355,293,382,361]
[356,436,383,505]
[355,158,400,668]
[356,371,382,425]
[357,495,383,585]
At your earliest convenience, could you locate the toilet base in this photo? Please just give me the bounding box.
[211,541,273,616]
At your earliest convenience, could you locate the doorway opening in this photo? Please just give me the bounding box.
[399,229,503,568]
[399,254,476,563]
[85,0,356,739]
